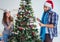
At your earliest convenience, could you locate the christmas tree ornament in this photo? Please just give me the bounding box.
[18,8,21,13]
[18,27,24,31]
[25,11,29,14]
[22,1,26,5]
[32,32,35,36]
[22,10,25,13]
[29,25,33,28]
[19,15,22,18]
[14,32,18,35]
[21,5,25,10]
[29,18,34,23]
[16,14,18,16]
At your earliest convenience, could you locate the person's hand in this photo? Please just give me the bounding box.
[39,23,45,27]
[8,21,13,29]
[37,18,40,22]
[0,33,2,36]
[10,21,13,25]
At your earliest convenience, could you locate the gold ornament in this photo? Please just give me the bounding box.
[20,15,22,18]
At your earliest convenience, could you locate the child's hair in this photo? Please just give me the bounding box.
[2,12,13,24]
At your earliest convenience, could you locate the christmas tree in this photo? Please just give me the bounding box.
[9,0,41,42]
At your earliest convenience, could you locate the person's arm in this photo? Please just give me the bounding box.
[39,23,54,28]
[3,22,13,30]
[46,13,59,28]
[37,18,42,22]
[45,24,54,28]
[41,24,54,28]
[7,22,13,29]
[39,13,58,28]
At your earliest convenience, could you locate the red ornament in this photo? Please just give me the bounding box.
[25,11,30,16]
[32,32,35,36]
[20,22,26,25]
[18,27,24,31]
[16,14,18,16]
[26,11,29,14]
[29,25,33,28]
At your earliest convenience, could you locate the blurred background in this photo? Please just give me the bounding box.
[0,0,60,42]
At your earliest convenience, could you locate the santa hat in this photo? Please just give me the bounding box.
[4,9,10,12]
[44,1,54,9]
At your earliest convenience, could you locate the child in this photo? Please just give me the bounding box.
[2,9,13,42]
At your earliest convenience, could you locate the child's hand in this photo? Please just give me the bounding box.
[37,18,40,22]
[10,21,13,25]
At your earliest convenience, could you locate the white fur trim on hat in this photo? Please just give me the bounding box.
[4,9,10,12]
[44,2,52,8]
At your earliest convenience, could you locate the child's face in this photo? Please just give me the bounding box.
[6,11,10,18]
[43,6,50,12]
